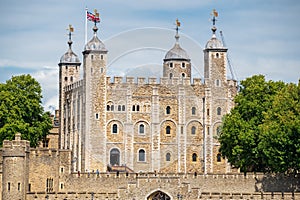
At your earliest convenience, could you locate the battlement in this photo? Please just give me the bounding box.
[30,148,59,157]
[2,133,30,157]
[64,79,83,92]
[106,76,203,86]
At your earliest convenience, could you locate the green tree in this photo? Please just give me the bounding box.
[0,74,52,147]
[259,81,300,173]
[219,75,285,173]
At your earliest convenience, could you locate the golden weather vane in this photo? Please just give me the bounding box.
[211,9,218,26]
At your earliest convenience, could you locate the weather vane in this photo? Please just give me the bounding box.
[211,9,218,26]
[67,24,74,41]
[175,18,181,34]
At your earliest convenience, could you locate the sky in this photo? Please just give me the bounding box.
[0,0,299,113]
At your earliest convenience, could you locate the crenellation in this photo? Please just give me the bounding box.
[148,77,157,84]
[126,76,135,84]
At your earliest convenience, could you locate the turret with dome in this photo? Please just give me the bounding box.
[163,19,191,80]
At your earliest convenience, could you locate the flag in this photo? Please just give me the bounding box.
[87,11,95,21]
[87,11,100,23]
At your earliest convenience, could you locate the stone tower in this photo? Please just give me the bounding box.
[82,22,108,171]
[58,25,81,150]
[203,14,229,173]
[163,23,191,80]
[2,133,30,200]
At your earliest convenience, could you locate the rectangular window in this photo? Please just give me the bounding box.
[8,182,10,191]
[95,113,99,120]
[18,183,21,191]
[28,184,31,192]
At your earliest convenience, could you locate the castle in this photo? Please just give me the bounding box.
[1,12,299,200]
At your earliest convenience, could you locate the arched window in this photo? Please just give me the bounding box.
[192,107,196,115]
[112,124,118,134]
[122,105,125,111]
[166,106,171,114]
[216,53,219,58]
[166,153,171,161]
[111,105,114,111]
[182,62,185,68]
[166,126,171,134]
[217,107,221,115]
[136,105,140,112]
[216,126,221,137]
[107,105,110,111]
[182,73,185,78]
[192,153,197,162]
[169,63,173,68]
[117,105,121,111]
[132,105,135,111]
[191,126,196,135]
[217,153,222,162]
[110,148,120,166]
[139,124,145,134]
[70,76,73,82]
[138,149,145,162]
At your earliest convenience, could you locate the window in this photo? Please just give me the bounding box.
[136,105,140,112]
[60,183,64,189]
[166,153,171,161]
[111,105,114,111]
[138,149,145,162]
[169,63,173,68]
[182,73,185,78]
[192,153,197,162]
[217,107,221,115]
[70,76,73,82]
[169,73,173,79]
[107,105,110,111]
[100,68,103,73]
[182,62,185,68]
[216,79,220,87]
[101,55,103,60]
[64,77,68,82]
[216,126,221,137]
[28,183,31,192]
[118,105,121,111]
[61,167,64,173]
[166,106,171,114]
[95,113,99,120]
[139,124,145,134]
[132,105,135,111]
[217,154,222,162]
[112,124,118,134]
[207,109,210,116]
[166,126,171,134]
[91,55,94,59]
[8,182,10,191]
[216,53,219,58]
[122,105,125,111]
[42,138,49,148]
[191,126,196,135]
[192,107,196,115]
[18,183,21,191]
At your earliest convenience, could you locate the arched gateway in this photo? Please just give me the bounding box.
[147,190,171,200]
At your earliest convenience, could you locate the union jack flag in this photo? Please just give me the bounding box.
[87,11,100,23]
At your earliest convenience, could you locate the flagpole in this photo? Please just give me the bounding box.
[85,7,88,44]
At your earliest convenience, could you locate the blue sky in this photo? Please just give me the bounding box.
[0,0,299,112]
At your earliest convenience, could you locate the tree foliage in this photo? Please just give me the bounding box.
[219,75,300,173]
[0,74,52,147]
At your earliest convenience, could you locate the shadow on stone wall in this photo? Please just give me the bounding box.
[255,173,300,192]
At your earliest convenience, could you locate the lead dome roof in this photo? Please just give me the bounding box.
[164,34,190,61]
[84,26,107,52]
[60,41,80,64]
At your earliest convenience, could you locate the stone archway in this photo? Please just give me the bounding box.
[147,191,171,200]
